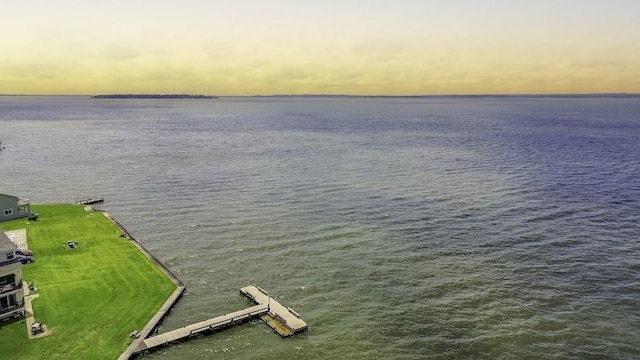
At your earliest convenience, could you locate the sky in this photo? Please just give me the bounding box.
[2,0,639,95]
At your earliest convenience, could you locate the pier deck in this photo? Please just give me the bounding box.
[241,285,308,336]
[132,285,307,356]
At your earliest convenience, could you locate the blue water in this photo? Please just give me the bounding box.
[1,96,639,359]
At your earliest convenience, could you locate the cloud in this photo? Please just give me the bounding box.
[102,46,141,61]
[1,61,71,79]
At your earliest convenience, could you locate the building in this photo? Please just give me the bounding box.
[0,194,32,222]
[0,231,25,321]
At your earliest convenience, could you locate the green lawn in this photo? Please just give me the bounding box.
[0,205,177,360]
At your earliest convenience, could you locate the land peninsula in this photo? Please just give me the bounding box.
[92,94,217,99]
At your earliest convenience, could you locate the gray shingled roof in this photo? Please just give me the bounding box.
[0,231,16,252]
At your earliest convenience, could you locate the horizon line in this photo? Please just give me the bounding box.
[2,92,640,98]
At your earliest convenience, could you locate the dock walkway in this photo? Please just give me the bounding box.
[138,304,268,351]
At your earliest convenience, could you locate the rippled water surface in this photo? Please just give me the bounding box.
[1,96,639,359]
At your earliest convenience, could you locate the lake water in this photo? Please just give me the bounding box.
[1,96,639,359]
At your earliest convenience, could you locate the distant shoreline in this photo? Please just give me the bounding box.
[91,94,217,99]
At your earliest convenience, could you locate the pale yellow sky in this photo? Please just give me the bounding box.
[2,0,639,95]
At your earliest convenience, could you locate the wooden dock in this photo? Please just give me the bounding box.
[75,196,104,205]
[131,285,307,356]
[137,304,268,352]
[240,285,308,337]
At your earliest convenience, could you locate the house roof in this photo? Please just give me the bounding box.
[0,231,16,252]
[0,193,18,202]
[0,193,30,205]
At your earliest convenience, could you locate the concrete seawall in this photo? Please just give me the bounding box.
[97,211,186,360]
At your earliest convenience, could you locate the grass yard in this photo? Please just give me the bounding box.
[0,205,177,360]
